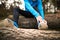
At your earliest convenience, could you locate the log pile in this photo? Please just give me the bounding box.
[0,17,60,40]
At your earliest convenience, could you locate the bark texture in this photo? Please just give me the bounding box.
[0,17,60,40]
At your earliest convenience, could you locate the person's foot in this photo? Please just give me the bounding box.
[37,20,48,30]
[36,16,48,30]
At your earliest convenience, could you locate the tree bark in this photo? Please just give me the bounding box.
[8,13,60,29]
[0,26,60,40]
[0,14,60,40]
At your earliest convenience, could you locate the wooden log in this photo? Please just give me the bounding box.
[45,13,60,29]
[0,18,60,40]
[8,13,60,29]
[8,15,37,28]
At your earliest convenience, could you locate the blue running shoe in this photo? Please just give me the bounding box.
[14,21,18,28]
